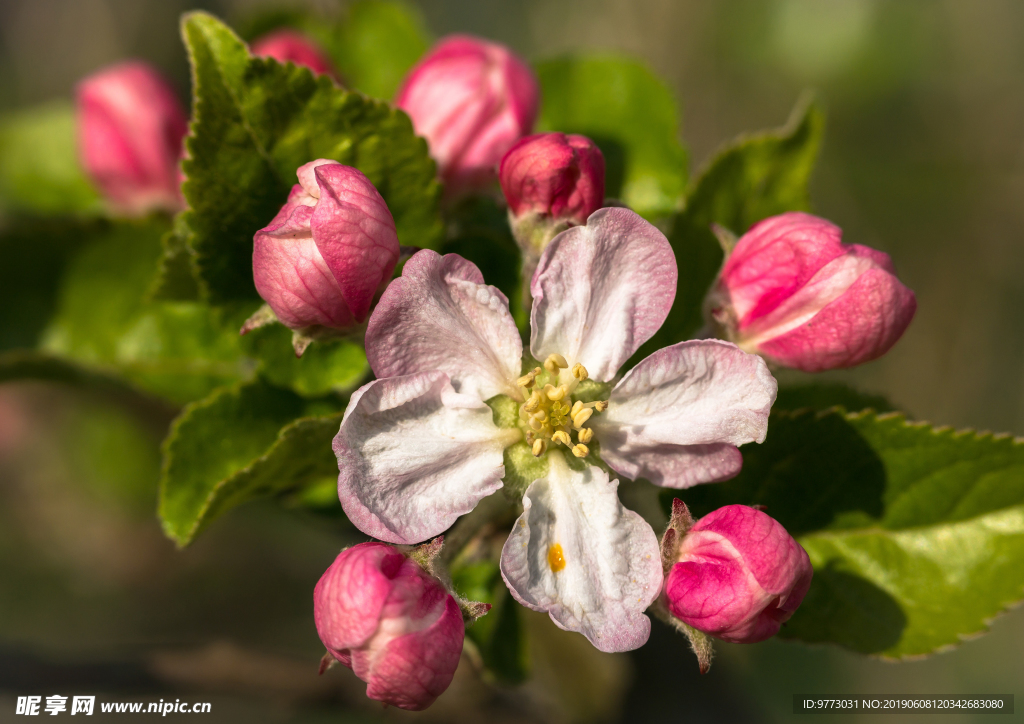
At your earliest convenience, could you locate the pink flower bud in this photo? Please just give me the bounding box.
[663,505,812,644]
[500,132,605,225]
[709,212,917,372]
[395,35,539,197]
[314,542,464,711]
[75,61,188,215]
[251,30,337,79]
[251,159,399,333]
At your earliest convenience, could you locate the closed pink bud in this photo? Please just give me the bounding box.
[709,212,917,372]
[500,132,605,225]
[75,61,188,215]
[664,505,812,644]
[396,35,539,197]
[251,30,337,79]
[314,542,464,711]
[251,159,399,333]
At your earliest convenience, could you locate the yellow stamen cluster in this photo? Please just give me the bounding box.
[519,354,608,458]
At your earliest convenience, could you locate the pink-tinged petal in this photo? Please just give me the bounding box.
[591,340,776,488]
[251,29,337,78]
[664,505,812,643]
[314,542,405,659]
[755,267,918,372]
[334,371,519,544]
[311,163,399,322]
[358,595,464,711]
[721,212,846,327]
[295,158,338,199]
[500,454,663,653]
[366,250,522,400]
[530,208,677,382]
[253,204,356,329]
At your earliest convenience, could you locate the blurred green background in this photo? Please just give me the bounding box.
[0,0,1022,721]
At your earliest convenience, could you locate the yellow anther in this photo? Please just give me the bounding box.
[532,409,548,422]
[529,417,544,431]
[523,393,541,413]
[591,400,609,413]
[531,439,547,457]
[545,384,567,401]
[552,431,572,446]
[571,400,583,418]
[578,427,594,444]
[543,354,568,375]
[572,363,589,381]
[517,372,537,388]
[573,408,593,429]
[571,443,589,458]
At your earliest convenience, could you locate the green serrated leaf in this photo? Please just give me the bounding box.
[158,378,345,546]
[669,409,1024,658]
[630,95,825,364]
[180,12,442,302]
[39,217,251,405]
[149,216,200,301]
[0,101,102,217]
[536,55,687,218]
[327,0,431,100]
[684,93,824,234]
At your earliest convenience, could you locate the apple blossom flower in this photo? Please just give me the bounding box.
[251,29,337,79]
[246,159,399,351]
[314,542,464,711]
[333,207,777,652]
[500,132,606,254]
[75,61,188,215]
[706,212,917,372]
[662,504,812,643]
[395,35,539,197]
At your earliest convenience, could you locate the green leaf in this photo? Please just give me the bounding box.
[671,409,1024,658]
[149,216,200,301]
[158,378,346,546]
[241,322,368,397]
[630,95,825,363]
[0,101,102,217]
[180,12,442,302]
[451,560,529,684]
[684,93,824,234]
[536,56,687,218]
[39,218,250,405]
[327,1,431,100]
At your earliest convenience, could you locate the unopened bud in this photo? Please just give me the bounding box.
[251,30,338,79]
[662,505,812,643]
[709,212,917,372]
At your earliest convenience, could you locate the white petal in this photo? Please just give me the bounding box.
[592,340,777,488]
[334,371,520,544]
[499,453,663,652]
[530,208,677,382]
[367,250,522,401]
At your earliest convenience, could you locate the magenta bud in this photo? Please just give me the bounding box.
[314,542,464,711]
[500,132,605,226]
[709,212,917,372]
[251,159,399,333]
[663,505,812,644]
[251,30,337,79]
[396,35,539,198]
[75,61,188,215]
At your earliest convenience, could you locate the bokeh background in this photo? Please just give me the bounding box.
[0,0,1022,721]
